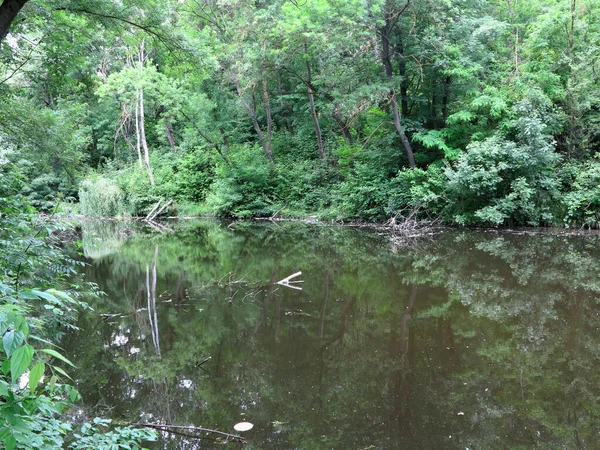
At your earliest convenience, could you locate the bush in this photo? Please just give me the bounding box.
[205,144,280,217]
[561,157,600,227]
[23,174,79,212]
[388,164,448,217]
[444,97,562,226]
[334,161,391,221]
[79,177,126,217]
[172,148,215,202]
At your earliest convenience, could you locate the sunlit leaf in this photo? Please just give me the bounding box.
[29,362,45,392]
[3,331,24,358]
[11,344,34,384]
[40,348,76,367]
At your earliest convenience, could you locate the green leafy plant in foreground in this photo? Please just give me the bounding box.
[0,287,158,449]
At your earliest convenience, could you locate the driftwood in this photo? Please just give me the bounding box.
[145,199,173,222]
[150,199,173,221]
[276,271,303,290]
[134,423,245,443]
[145,200,162,221]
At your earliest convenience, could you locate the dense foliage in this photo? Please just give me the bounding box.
[1,0,600,226]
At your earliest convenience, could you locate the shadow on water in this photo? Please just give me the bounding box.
[65,220,600,449]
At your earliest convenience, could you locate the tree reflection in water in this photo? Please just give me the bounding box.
[66,221,600,449]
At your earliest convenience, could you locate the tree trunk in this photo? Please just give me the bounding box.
[442,76,450,123]
[138,89,155,185]
[397,38,409,118]
[164,121,176,149]
[262,79,274,162]
[391,90,415,168]
[0,0,28,43]
[234,74,274,163]
[136,41,154,184]
[134,94,143,169]
[381,12,415,168]
[304,47,325,160]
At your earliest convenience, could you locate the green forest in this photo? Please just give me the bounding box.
[1,0,600,448]
[2,0,600,226]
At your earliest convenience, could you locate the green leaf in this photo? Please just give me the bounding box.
[29,362,45,392]
[0,313,9,335]
[17,290,39,300]
[11,344,34,384]
[0,380,8,397]
[3,331,24,358]
[31,289,59,304]
[49,374,57,390]
[40,348,76,367]
[5,434,16,450]
[2,359,10,376]
[52,365,72,380]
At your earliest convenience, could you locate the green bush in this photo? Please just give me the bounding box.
[79,177,126,218]
[388,164,448,217]
[172,148,215,202]
[444,97,562,226]
[23,174,78,212]
[562,157,600,228]
[334,161,391,221]
[205,144,280,217]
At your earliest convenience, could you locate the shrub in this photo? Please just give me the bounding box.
[79,177,126,218]
[562,157,600,227]
[205,144,280,217]
[388,164,448,217]
[172,148,215,202]
[444,97,562,226]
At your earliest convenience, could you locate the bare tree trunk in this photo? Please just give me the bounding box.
[0,0,28,43]
[164,121,176,149]
[134,94,143,169]
[380,8,415,168]
[137,41,154,185]
[397,38,409,118]
[138,89,155,185]
[305,44,325,160]
[442,76,450,123]
[391,90,415,168]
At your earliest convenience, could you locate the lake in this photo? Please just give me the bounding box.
[65,220,600,449]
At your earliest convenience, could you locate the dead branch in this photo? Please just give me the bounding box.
[133,423,245,443]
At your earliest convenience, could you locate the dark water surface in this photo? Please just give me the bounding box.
[65,220,600,449]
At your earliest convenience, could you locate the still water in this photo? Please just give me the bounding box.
[66,220,600,449]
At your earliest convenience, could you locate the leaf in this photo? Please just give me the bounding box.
[17,290,39,300]
[2,359,10,376]
[31,289,60,304]
[40,348,76,367]
[29,362,45,392]
[47,289,77,305]
[52,365,72,380]
[0,380,8,397]
[10,344,34,384]
[0,313,9,335]
[3,331,24,358]
[5,434,16,450]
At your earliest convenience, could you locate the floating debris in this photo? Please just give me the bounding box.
[233,422,254,432]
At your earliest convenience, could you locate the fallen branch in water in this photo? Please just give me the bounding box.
[146,199,173,221]
[133,423,245,443]
[276,271,303,290]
